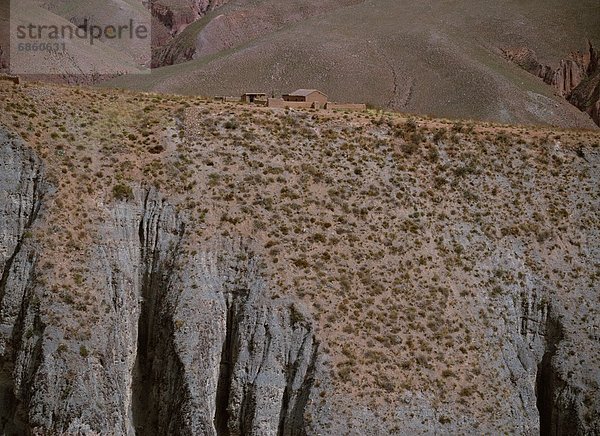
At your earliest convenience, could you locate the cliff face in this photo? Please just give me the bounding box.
[0,131,44,434]
[0,81,599,434]
[504,42,600,126]
[0,130,317,435]
[3,132,597,436]
[569,69,600,130]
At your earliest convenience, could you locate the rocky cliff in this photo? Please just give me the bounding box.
[504,42,600,126]
[0,81,599,434]
[151,0,229,36]
[150,0,232,66]
[0,130,318,435]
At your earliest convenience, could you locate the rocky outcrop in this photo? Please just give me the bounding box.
[0,129,44,435]
[195,0,229,16]
[150,0,231,39]
[503,41,600,126]
[569,69,600,128]
[131,232,318,435]
[0,131,318,435]
[150,0,231,67]
[488,241,600,436]
[151,2,176,30]
[152,42,196,69]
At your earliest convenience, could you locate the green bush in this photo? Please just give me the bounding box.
[112,183,134,201]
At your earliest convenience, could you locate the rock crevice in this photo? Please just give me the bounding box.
[535,314,579,436]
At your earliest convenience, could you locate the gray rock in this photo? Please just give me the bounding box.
[0,130,318,435]
[0,128,598,435]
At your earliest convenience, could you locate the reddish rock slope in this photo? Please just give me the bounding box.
[150,0,232,65]
[504,42,600,126]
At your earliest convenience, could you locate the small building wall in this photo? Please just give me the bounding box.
[325,102,367,111]
[285,101,314,109]
[282,95,305,102]
[282,90,328,104]
[296,101,318,109]
[241,93,267,103]
[268,99,365,111]
[215,96,241,102]
[268,98,315,109]
[0,74,20,85]
[305,92,327,104]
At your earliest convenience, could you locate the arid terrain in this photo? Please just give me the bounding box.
[0,1,599,434]
[0,0,149,81]
[105,0,600,128]
[0,78,599,434]
[1,0,598,127]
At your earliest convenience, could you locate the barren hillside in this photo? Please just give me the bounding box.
[2,1,598,126]
[0,0,148,79]
[104,0,600,128]
[0,79,599,434]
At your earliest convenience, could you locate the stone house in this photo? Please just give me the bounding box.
[282,89,328,104]
[241,92,267,103]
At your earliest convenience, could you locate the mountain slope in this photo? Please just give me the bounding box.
[0,0,148,78]
[104,0,600,127]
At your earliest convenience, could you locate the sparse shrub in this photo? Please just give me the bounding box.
[208,173,221,187]
[293,257,309,269]
[459,386,475,397]
[401,141,419,155]
[73,273,84,285]
[433,128,447,142]
[112,183,134,201]
[441,369,454,378]
[224,120,238,129]
[451,121,464,133]
[290,305,305,325]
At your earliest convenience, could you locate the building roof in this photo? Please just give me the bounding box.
[288,89,327,97]
[242,92,267,95]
